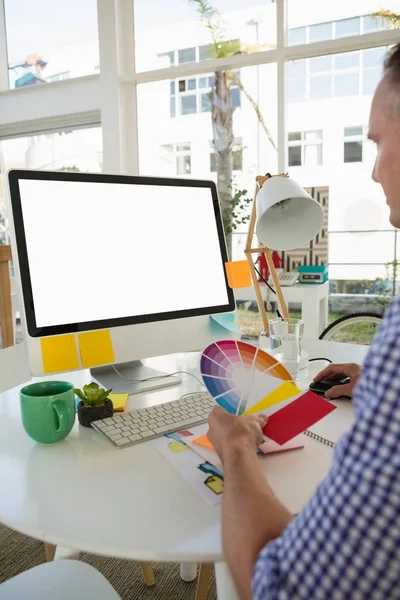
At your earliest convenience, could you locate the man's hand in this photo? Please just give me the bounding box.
[208,406,267,464]
[313,363,361,399]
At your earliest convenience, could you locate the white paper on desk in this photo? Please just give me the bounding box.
[184,424,223,469]
[184,425,304,465]
[152,429,223,506]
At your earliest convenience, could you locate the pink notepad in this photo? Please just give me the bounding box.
[258,438,304,454]
[263,391,336,445]
[192,433,304,455]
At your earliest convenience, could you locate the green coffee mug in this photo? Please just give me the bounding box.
[20,381,76,444]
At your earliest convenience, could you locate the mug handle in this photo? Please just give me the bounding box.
[51,399,69,433]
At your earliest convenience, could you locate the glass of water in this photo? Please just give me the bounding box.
[268,318,304,375]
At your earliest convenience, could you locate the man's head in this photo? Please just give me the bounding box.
[369,43,400,228]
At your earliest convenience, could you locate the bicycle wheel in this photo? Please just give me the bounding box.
[319,313,382,345]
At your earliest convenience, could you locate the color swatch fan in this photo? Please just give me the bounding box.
[201,340,294,415]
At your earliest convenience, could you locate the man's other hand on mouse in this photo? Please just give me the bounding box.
[313,363,361,399]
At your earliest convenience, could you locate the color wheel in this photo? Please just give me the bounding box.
[201,340,294,415]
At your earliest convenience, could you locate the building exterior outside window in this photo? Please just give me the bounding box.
[343,126,364,163]
[288,131,322,167]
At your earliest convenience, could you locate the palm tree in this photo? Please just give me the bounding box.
[188,0,276,257]
[372,10,400,28]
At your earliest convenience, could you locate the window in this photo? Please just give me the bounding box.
[288,27,306,46]
[0,127,103,243]
[287,12,389,46]
[181,95,197,115]
[210,138,243,173]
[288,50,368,103]
[170,69,240,117]
[287,59,306,103]
[198,45,212,61]
[288,131,322,167]
[135,0,277,73]
[333,51,360,97]
[362,15,389,33]
[344,126,364,163]
[201,93,211,112]
[362,47,387,95]
[137,63,277,200]
[161,143,191,175]
[309,22,332,43]
[309,56,332,100]
[335,17,360,38]
[4,0,99,89]
[178,47,196,64]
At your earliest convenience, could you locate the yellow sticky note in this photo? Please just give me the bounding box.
[41,334,79,374]
[245,382,302,415]
[225,261,252,289]
[109,393,128,412]
[78,329,115,368]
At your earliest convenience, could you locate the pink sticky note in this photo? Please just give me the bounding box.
[258,438,304,455]
[263,391,336,445]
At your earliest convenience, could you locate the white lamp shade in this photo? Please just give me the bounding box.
[256,177,324,251]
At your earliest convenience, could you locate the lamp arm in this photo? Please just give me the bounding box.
[263,249,289,320]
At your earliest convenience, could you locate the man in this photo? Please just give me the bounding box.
[208,43,400,599]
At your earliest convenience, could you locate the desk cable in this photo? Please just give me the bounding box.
[111,364,205,388]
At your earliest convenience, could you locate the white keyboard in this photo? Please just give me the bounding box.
[92,391,215,449]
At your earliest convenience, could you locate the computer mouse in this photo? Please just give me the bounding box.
[309,378,351,399]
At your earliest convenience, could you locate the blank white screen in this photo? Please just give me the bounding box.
[18,179,229,328]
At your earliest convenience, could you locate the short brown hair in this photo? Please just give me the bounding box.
[384,42,400,83]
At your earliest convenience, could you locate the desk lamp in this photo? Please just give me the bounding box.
[245,173,324,336]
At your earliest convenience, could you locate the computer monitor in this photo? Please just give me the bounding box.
[7,170,236,392]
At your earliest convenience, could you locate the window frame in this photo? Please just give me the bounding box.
[288,130,323,167]
[0,0,397,176]
[343,125,365,163]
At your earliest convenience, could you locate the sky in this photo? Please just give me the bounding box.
[4,0,272,62]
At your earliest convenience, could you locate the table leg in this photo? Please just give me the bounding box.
[180,562,198,581]
[139,562,155,587]
[215,562,239,600]
[0,259,13,348]
[44,543,56,562]
[195,563,213,600]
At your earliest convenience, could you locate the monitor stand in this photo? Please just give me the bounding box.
[90,360,181,394]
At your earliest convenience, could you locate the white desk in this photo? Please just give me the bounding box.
[235,281,329,339]
[0,340,368,598]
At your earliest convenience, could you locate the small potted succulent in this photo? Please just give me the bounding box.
[75,383,113,427]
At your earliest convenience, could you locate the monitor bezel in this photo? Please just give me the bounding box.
[8,169,236,338]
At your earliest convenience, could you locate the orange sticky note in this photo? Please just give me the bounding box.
[78,329,115,368]
[225,261,252,289]
[192,433,215,451]
[41,334,79,374]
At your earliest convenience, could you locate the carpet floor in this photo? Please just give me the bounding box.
[0,524,217,599]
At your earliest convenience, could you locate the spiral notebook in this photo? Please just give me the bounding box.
[303,399,354,448]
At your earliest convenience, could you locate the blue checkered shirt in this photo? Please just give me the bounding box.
[253,296,400,599]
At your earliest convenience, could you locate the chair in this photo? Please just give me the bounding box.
[0,559,121,599]
[0,245,13,349]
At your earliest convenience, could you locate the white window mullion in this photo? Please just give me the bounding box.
[97,0,138,175]
[119,0,139,175]
[0,0,9,92]
[277,0,287,173]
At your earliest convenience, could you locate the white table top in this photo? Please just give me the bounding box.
[0,339,368,563]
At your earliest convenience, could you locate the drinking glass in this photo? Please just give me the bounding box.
[268,318,304,375]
